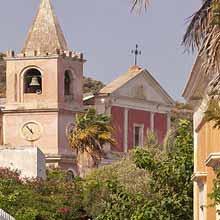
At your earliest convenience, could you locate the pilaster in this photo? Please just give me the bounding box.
[167,113,171,131]
[124,108,128,153]
[150,112,154,131]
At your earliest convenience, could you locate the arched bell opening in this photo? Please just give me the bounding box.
[64,70,74,102]
[64,71,71,96]
[24,68,42,94]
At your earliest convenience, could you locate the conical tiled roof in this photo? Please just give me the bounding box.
[22,0,68,55]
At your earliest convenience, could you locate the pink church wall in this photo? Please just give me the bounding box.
[57,58,83,109]
[58,111,76,155]
[6,59,59,107]
[110,106,168,152]
[128,109,150,150]
[111,106,124,152]
[3,112,59,155]
[154,113,167,144]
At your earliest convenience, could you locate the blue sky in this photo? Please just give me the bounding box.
[0,0,201,101]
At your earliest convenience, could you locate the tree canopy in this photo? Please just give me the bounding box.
[83,77,105,94]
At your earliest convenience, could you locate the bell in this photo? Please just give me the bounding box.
[29,76,40,87]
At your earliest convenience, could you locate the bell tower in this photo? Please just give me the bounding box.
[3,0,84,170]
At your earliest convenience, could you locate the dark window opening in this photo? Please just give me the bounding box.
[134,126,141,146]
[24,69,42,94]
[64,71,71,96]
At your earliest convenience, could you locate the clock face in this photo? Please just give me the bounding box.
[66,122,75,137]
[21,121,42,142]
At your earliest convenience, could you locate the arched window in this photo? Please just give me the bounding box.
[24,68,42,94]
[64,70,72,96]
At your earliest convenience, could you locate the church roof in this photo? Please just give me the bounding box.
[22,0,68,55]
[182,53,209,102]
[100,66,143,94]
[99,65,174,105]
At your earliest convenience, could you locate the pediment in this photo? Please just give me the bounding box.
[112,70,174,106]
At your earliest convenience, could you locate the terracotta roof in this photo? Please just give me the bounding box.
[22,0,68,55]
[99,66,143,94]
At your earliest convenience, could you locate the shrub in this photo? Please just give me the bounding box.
[83,156,149,219]
[0,168,84,220]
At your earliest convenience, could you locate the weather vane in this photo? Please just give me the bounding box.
[131,44,141,66]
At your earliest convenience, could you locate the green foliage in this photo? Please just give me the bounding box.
[83,76,104,94]
[171,102,193,128]
[174,102,192,110]
[144,129,159,148]
[132,119,193,220]
[209,169,220,217]
[82,120,193,220]
[83,157,149,220]
[204,99,220,129]
[0,167,84,220]
[69,108,115,163]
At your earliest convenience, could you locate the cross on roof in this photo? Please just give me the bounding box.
[131,44,141,66]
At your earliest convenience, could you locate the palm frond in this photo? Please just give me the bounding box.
[131,0,150,12]
[200,25,220,76]
[207,73,220,99]
[98,132,116,145]
[182,0,213,51]
[68,108,116,163]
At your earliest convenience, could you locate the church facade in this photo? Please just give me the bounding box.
[84,66,174,152]
[2,0,84,171]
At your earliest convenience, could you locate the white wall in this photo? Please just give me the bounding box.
[0,146,46,179]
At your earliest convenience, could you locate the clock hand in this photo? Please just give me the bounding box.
[26,125,33,134]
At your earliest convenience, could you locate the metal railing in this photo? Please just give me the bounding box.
[0,209,15,220]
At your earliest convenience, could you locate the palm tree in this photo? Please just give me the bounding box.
[131,0,150,11]
[132,0,220,75]
[68,108,115,177]
[183,1,220,77]
[181,1,220,127]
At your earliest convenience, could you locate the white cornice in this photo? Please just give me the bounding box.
[205,153,220,169]
[191,172,208,182]
[111,100,171,114]
[183,53,209,101]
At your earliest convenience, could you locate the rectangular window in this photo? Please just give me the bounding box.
[135,127,140,146]
[133,124,144,147]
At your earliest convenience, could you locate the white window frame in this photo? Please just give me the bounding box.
[133,124,144,147]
